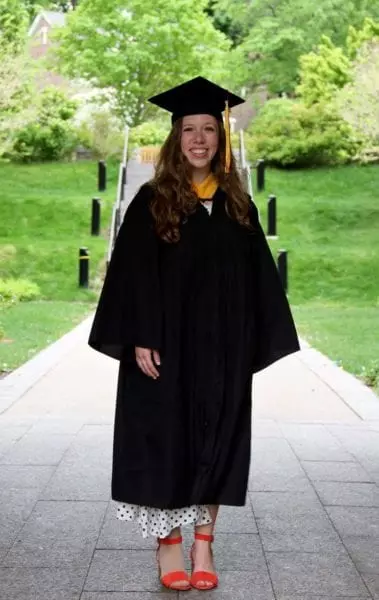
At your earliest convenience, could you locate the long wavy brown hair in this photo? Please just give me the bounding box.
[150,117,252,243]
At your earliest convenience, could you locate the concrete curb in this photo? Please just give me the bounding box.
[0,315,93,415]
[298,338,379,421]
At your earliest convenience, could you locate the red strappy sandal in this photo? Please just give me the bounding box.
[156,535,191,591]
[190,532,219,590]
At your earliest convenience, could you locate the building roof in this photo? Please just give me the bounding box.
[28,10,66,37]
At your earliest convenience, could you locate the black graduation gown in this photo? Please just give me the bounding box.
[88,183,300,509]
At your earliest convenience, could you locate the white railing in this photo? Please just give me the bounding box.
[239,129,253,200]
[107,125,129,266]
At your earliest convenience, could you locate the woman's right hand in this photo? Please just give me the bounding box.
[135,347,161,379]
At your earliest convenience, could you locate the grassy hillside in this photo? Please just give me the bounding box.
[254,165,379,390]
[0,160,118,300]
[255,165,378,305]
[0,160,118,373]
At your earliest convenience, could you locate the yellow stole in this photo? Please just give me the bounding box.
[192,172,218,199]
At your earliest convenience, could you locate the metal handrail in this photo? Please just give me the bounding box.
[239,129,253,200]
[107,125,129,266]
[107,204,117,266]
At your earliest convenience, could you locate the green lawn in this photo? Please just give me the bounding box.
[0,160,118,374]
[0,301,95,374]
[254,165,379,392]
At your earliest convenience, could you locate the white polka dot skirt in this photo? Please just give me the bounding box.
[116,502,213,538]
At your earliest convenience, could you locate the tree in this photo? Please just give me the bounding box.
[297,36,352,106]
[54,0,230,125]
[0,0,33,155]
[0,44,34,156]
[295,18,379,160]
[346,17,379,58]
[214,0,379,93]
[0,0,29,52]
[297,19,379,106]
[22,0,75,19]
[205,0,244,46]
[337,40,379,143]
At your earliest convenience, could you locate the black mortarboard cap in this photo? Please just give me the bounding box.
[148,76,245,124]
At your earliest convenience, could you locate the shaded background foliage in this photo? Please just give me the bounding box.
[1,0,379,164]
[211,0,379,95]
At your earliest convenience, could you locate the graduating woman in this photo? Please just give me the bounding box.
[89,77,300,592]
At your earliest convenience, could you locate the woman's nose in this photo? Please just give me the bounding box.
[193,129,205,143]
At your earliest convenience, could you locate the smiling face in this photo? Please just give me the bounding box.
[180,114,219,180]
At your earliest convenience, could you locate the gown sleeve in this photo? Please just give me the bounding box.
[248,199,300,374]
[88,183,162,361]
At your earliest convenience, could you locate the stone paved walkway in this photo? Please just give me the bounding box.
[1,162,379,599]
[120,159,154,221]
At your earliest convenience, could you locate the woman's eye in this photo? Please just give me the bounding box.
[205,127,215,132]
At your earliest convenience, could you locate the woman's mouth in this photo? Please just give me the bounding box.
[190,149,208,158]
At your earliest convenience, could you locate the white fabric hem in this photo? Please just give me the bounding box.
[116,502,213,539]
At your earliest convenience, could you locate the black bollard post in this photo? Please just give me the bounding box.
[79,247,89,288]
[257,159,265,191]
[277,250,288,293]
[98,160,106,191]
[267,194,277,236]
[91,197,101,236]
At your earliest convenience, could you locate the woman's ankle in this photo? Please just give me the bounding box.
[167,526,181,539]
[194,518,215,538]
[195,504,219,537]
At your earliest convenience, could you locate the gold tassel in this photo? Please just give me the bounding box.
[224,99,231,174]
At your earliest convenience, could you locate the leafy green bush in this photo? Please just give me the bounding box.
[246,98,360,168]
[9,87,77,162]
[129,121,169,150]
[0,278,41,303]
[76,108,125,159]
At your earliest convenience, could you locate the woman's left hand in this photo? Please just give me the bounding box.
[135,347,161,379]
